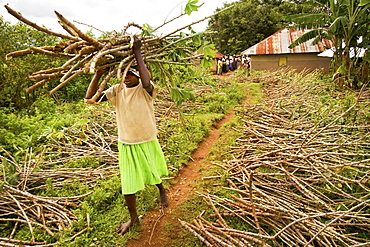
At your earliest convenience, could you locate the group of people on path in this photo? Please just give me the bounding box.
[216,54,250,75]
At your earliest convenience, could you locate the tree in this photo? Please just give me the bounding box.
[286,0,370,89]
[0,17,63,109]
[0,17,100,110]
[206,0,307,54]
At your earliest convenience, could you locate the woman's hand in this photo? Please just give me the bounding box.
[132,35,142,51]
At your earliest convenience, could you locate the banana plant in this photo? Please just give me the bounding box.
[285,0,370,88]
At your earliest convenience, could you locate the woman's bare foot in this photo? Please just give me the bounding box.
[117,218,138,235]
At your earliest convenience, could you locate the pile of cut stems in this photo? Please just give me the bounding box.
[181,69,370,246]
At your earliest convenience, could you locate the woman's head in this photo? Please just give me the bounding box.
[123,70,140,87]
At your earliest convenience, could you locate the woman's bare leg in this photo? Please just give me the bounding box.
[156,183,168,207]
[117,194,139,235]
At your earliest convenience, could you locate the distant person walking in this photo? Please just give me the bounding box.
[217,58,223,75]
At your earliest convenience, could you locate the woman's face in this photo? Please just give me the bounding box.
[124,72,140,87]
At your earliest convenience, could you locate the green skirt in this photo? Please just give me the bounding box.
[118,140,168,195]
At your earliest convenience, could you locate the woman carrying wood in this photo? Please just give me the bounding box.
[85,35,169,235]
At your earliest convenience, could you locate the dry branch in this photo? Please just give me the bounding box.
[4,4,77,41]
[4,4,233,96]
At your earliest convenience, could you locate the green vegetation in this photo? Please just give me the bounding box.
[0,17,91,109]
[0,62,250,246]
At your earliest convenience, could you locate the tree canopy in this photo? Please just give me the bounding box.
[206,0,308,54]
[0,17,92,109]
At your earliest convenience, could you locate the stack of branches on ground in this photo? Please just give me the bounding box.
[4,4,232,100]
[181,69,370,246]
[0,183,91,239]
[0,107,122,246]
[0,113,122,246]
[0,124,118,246]
[0,145,113,246]
[39,107,119,166]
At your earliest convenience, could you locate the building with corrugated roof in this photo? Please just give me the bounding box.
[240,28,335,73]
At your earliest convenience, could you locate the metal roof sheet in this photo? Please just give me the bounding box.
[241,28,335,55]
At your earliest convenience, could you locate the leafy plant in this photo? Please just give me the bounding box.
[0,158,19,185]
[285,0,370,88]
[184,0,201,15]
[170,87,196,107]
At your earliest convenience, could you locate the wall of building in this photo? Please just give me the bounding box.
[250,53,332,73]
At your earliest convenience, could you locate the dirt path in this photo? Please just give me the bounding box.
[127,73,235,247]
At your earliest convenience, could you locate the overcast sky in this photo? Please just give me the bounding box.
[0,0,236,36]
